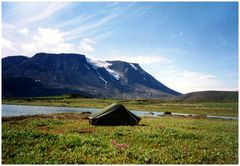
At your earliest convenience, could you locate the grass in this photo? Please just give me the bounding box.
[2,113,238,164]
[2,96,238,117]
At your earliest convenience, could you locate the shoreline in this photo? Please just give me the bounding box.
[2,112,237,123]
[2,98,238,118]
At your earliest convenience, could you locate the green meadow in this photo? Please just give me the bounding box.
[2,96,238,117]
[2,97,238,164]
[2,113,238,164]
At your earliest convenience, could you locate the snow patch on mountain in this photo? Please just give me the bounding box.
[87,58,109,68]
[95,70,108,89]
[86,58,121,80]
[105,68,120,80]
[84,64,90,70]
[130,63,138,70]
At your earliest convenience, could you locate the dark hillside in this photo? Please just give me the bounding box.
[174,91,238,102]
[2,53,181,98]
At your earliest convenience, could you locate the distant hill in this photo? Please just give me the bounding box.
[173,91,238,102]
[2,53,181,98]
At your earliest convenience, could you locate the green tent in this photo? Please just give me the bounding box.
[88,103,141,126]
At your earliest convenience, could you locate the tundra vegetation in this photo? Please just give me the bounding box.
[2,112,238,164]
[2,96,238,164]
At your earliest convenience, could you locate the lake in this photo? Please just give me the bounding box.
[2,104,164,117]
[2,104,238,120]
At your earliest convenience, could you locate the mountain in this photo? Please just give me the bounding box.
[173,91,238,102]
[2,55,28,71]
[2,53,181,98]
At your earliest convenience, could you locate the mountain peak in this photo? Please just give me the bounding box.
[3,52,181,98]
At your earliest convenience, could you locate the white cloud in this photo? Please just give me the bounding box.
[65,13,119,41]
[3,23,16,31]
[93,30,114,41]
[19,27,29,35]
[56,3,134,42]
[2,38,18,57]
[33,27,65,45]
[51,43,78,53]
[154,69,237,94]
[54,14,96,30]
[105,55,170,64]
[2,24,18,56]
[79,38,96,53]
[20,43,36,54]
[22,2,70,25]
[18,27,67,55]
[16,27,96,56]
[2,38,16,50]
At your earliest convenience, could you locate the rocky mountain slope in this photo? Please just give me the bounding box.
[2,53,181,98]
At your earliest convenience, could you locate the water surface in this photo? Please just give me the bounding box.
[2,104,237,120]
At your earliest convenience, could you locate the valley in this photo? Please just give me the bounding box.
[2,1,238,164]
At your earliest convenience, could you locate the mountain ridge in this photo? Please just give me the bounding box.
[172,90,238,102]
[3,52,181,98]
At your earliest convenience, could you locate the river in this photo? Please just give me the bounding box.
[2,104,238,120]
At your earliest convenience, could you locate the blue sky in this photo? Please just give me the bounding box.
[2,2,238,93]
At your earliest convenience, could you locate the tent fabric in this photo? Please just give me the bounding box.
[88,103,141,126]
